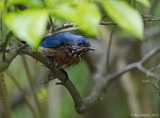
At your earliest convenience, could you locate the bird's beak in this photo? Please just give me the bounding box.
[87,46,95,51]
[81,46,95,51]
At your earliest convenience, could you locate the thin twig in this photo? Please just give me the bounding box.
[41,0,54,33]
[54,23,76,31]
[143,18,160,22]
[0,11,3,45]
[43,23,78,39]
[149,64,160,72]
[0,11,5,61]
[6,71,37,118]
[1,32,13,61]
[149,0,159,14]
[48,15,54,33]
[44,27,78,39]
[0,73,12,118]
[100,18,160,26]
[0,50,18,73]
[44,17,160,40]
[0,111,2,118]
[100,21,117,25]
[106,25,117,72]
[21,56,43,118]
[0,41,26,73]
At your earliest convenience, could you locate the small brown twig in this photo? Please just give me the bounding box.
[43,23,78,40]
[44,27,78,39]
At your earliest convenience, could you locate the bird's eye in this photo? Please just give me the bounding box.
[60,42,64,46]
[77,42,82,46]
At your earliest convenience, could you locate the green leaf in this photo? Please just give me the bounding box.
[5,9,48,50]
[103,0,144,40]
[6,0,43,8]
[53,2,101,36]
[136,0,150,7]
[38,88,47,101]
[0,1,4,10]
[45,0,74,7]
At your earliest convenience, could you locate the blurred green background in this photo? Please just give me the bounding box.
[1,0,160,118]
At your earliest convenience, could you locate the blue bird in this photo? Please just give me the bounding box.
[39,32,94,68]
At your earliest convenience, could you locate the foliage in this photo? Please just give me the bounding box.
[5,9,48,50]
[103,0,144,40]
[135,0,150,7]
[53,2,101,36]
[0,0,147,49]
[2,0,160,118]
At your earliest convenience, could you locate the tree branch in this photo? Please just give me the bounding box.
[7,40,160,114]
[8,40,83,113]
[78,46,160,112]
[100,18,160,26]
[44,24,78,39]
[0,50,17,73]
[0,42,26,73]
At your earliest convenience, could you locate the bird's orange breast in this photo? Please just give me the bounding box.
[39,47,85,68]
[55,50,82,68]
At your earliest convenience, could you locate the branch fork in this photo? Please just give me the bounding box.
[1,39,160,114]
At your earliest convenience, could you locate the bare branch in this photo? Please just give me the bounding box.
[0,42,26,73]
[8,40,83,113]
[100,21,116,26]
[143,18,160,22]
[149,64,160,72]
[54,23,76,31]
[0,50,18,73]
[44,24,78,39]
[77,46,160,113]
[100,18,160,26]
[0,32,13,61]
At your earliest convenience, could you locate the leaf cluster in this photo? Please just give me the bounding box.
[0,0,149,49]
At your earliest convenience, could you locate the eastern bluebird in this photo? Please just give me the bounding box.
[39,32,94,68]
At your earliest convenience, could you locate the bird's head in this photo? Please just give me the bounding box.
[63,34,95,54]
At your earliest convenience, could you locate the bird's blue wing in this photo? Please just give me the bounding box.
[40,32,74,48]
[40,36,62,48]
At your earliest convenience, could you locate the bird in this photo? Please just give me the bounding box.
[38,32,94,68]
